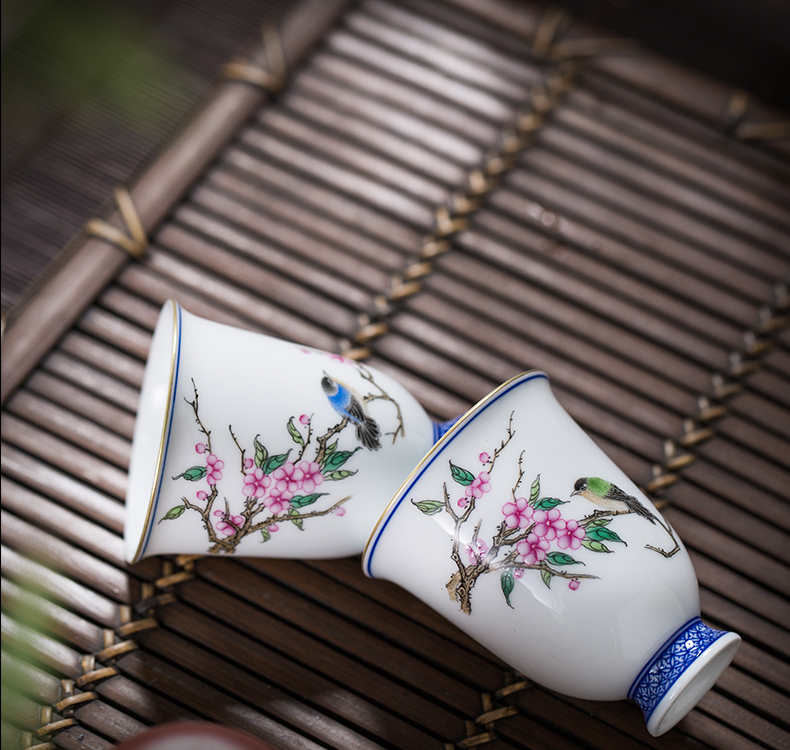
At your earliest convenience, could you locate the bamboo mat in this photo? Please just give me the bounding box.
[2,1,789,749]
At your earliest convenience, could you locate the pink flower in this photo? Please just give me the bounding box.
[466,538,489,564]
[213,510,242,536]
[457,497,469,509]
[263,492,289,516]
[269,524,279,532]
[479,452,490,464]
[297,460,324,494]
[502,497,533,528]
[271,462,300,500]
[196,491,207,501]
[465,472,491,500]
[532,508,565,541]
[557,519,585,550]
[513,568,524,579]
[244,458,254,470]
[206,454,224,484]
[517,533,550,565]
[195,443,206,454]
[334,506,346,516]
[242,468,270,498]
[569,579,580,591]
[299,414,310,425]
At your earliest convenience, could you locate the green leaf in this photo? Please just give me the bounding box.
[261,528,272,543]
[324,441,338,457]
[529,474,541,505]
[253,435,268,469]
[290,492,326,509]
[534,496,567,510]
[541,568,552,589]
[325,469,357,481]
[322,447,361,473]
[263,450,291,475]
[159,505,185,523]
[287,417,305,446]
[449,462,475,486]
[587,517,612,528]
[546,551,584,566]
[288,507,304,530]
[501,569,515,608]
[586,526,626,544]
[582,538,611,553]
[412,499,445,515]
[172,466,207,482]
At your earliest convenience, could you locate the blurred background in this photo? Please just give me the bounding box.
[1,0,290,315]
[2,0,789,316]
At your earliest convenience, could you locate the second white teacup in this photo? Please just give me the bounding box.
[125,300,445,563]
[364,371,740,736]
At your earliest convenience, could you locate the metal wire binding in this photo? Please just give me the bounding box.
[84,186,148,259]
[645,282,789,500]
[222,24,286,93]
[23,549,203,746]
[21,594,161,747]
[444,677,532,750]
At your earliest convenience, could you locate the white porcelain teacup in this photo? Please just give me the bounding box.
[364,371,740,736]
[125,300,447,563]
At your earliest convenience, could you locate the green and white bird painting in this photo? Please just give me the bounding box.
[572,476,680,558]
[572,477,656,522]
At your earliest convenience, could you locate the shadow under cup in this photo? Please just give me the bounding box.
[124,300,439,563]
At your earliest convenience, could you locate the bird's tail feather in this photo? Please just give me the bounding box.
[628,499,656,523]
[356,416,381,451]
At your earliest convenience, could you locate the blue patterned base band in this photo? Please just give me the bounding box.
[629,617,728,721]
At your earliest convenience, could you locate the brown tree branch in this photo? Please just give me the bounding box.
[358,364,405,443]
[296,416,313,462]
[229,426,246,475]
[315,417,348,466]
[485,411,515,474]
[185,379,212,453]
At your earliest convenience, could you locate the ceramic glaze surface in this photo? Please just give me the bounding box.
[365,372,717,704]
[125,301,435,562]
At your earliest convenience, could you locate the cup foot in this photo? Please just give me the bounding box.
[630,617,740,736]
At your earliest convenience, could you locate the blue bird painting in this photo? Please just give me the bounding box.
[321,374,382,450]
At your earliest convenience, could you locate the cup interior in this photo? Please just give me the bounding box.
[124,300,181,563]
